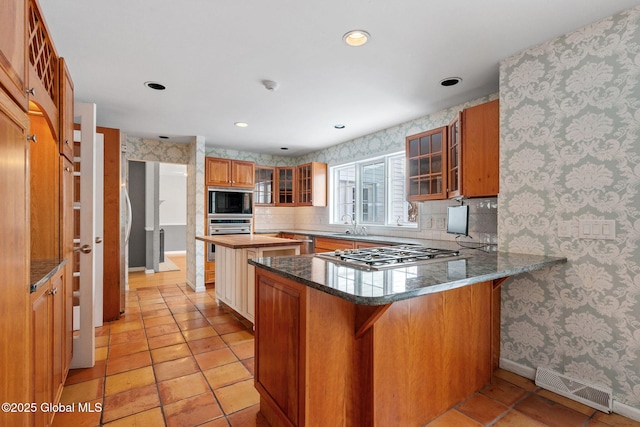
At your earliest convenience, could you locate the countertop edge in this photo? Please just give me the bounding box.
[197,235,304,249]
[248,256,567,306]
[31,259,67,293]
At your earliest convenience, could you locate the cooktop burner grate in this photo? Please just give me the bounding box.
[316,244,460,270]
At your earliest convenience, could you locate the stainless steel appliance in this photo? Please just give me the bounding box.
[208,187,252,217]
[315,245,460,270]
[207,217,252,262]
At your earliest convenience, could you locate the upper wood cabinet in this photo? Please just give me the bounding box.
[275,166,296,206]
[205,157,255,188]
[448,99,499,198]
[406,99,499,201]
[406,126,447,201]
[254,166,275,205]
[296,162,327,207]
[27,0,59,140]
[0,0,29,111]
[58,57,73,161]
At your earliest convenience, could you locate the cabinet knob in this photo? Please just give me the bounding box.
[48,288,57,296]
[27,134,37,143]
[26,87,36,96]
[65,139,70,146]
[64,167,72,172]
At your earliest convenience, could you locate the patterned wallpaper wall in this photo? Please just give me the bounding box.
[499,7,640,409]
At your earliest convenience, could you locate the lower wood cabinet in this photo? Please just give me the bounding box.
[31,267,67,427]
[314,237,355,253]
[254,267,493,427]
[314,236,389,253]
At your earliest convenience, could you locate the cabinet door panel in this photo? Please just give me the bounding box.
[0,0,28,110]
[0,91,31,427]
[206,157,232,186]
[406,126,447,201]
[255,274,302,426]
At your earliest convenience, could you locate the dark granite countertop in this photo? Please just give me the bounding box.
[31,259,66,293]
[256,229,457,247]
[248,249,567,306]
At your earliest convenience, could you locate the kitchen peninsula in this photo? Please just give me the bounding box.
[248,248,567,427]
[197,234,303,323]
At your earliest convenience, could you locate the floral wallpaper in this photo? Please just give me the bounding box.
[499,6,640,410]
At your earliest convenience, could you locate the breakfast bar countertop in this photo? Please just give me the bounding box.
[248,249,567,306]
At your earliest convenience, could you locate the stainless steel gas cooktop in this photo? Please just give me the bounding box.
[315,245,460,270]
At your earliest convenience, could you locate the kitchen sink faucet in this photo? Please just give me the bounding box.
[341,214,367,235]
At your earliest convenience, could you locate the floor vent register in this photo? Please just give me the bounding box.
[535,367,612,413]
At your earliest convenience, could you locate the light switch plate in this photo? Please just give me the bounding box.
[579,220,615,240]
[558,221,572,238]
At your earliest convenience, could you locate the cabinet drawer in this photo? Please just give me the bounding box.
[314,237,355,253]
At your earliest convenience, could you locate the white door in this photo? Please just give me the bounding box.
[70,102,102,369]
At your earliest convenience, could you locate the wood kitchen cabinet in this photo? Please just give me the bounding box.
[58,58,73,161]
[206,156,255,188]
[0,87,31,427]
[406,126,447,201]
[406,100,499,201]
[275,166,296,206]
[296,162,327,206]
[60,157,74,370]
[254,268,492,427]
[314,237,355,253]
[0,0,29,111]
[31,267,66,427]
[447,99,499,198]
[254,166,275,205]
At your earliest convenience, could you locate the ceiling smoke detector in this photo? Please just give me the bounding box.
[262,80,279,92]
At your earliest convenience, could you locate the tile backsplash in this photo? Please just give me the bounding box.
[253,197,498,244]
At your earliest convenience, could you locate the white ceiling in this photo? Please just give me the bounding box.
[40,0,639,157]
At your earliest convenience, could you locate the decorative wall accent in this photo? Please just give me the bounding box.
[499,6,640,409]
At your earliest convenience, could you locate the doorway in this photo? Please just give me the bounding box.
[126,161,187,287]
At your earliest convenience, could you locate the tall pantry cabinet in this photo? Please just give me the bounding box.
[0,1,32,427]
[1,0,76,425]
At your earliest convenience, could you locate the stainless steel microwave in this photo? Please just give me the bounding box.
[208,188,253,217]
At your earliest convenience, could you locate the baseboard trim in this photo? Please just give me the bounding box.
[499,358,640,422]
[613,401,640,422]
[499,358,536,380]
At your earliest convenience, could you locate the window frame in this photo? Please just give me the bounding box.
[330,152,417,228]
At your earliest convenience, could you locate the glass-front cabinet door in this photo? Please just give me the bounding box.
[447,113,461,198]
[254,167,275,205]
[406,126,447,201]
[275,166,296,206]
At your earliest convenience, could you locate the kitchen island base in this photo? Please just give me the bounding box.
[254,268,493,427]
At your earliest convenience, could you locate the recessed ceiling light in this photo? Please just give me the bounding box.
[234,122,249,128]
[334,124,345,129]
[159,135,169,139]
[280,147,288,151]
[144,81,166,90]
[343,30,370,47]
[440,77,462,87]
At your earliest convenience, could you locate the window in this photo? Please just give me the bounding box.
[331,152,417,227]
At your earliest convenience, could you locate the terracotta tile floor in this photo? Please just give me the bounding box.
[53,281,640,427]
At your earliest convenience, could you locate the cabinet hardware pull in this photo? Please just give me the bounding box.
[26,87,36,96]
[65,139,70,145]
[95,237,103,244]
[48,288,57,296]
[65,167,72,172]
[27,134,37,143]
